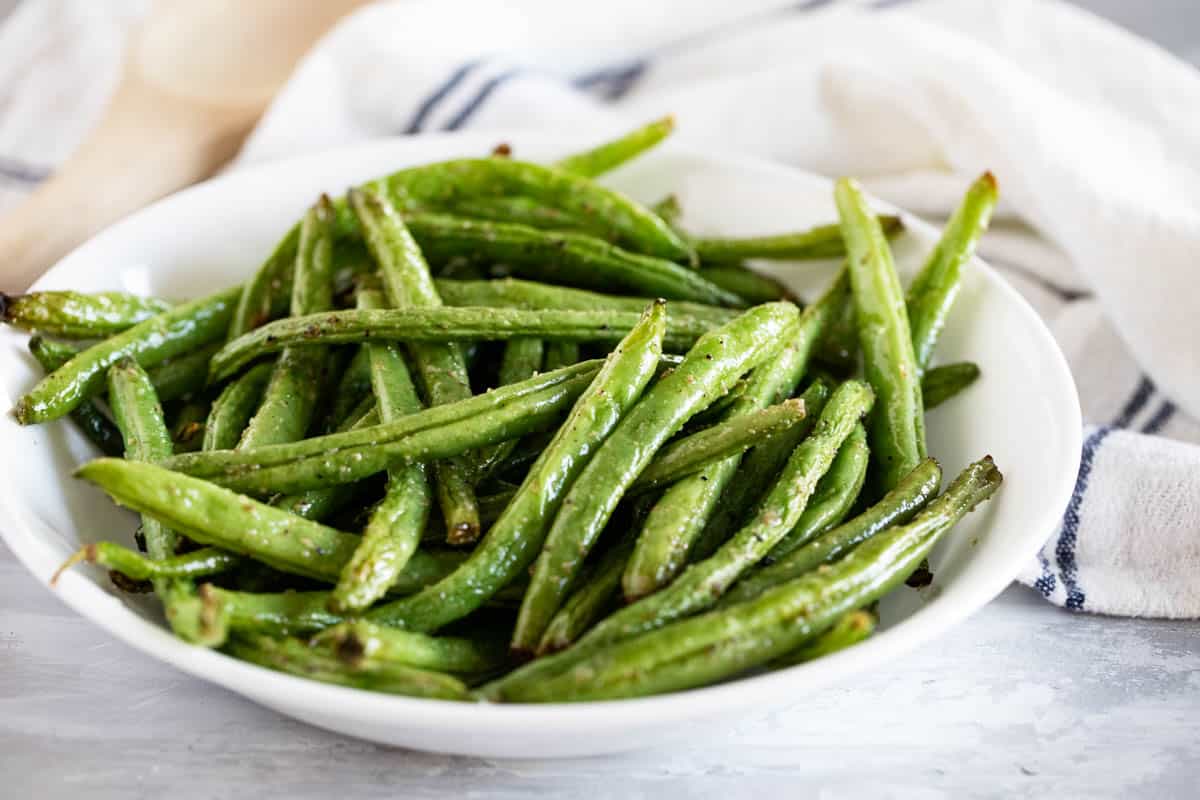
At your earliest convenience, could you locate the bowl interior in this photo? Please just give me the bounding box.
[0,133,1080,756]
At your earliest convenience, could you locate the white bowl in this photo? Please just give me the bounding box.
[0,133,1080,758]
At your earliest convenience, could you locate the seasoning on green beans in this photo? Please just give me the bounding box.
[1,290,172,337]
[511,301,800,652]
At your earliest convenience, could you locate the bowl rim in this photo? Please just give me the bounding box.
[0,131,1082,733]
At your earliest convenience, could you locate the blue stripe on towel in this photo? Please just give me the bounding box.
[1034,550,1057,598]
[442,69,522,131]
[0,157,50,184]
[1056,425,1115,611]
[1112,375,1155,428]
[403,60,480,133]
[1142,401,1177,435]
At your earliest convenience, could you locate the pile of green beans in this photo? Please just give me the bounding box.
[13,118,1001,703]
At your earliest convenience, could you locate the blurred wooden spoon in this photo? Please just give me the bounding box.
[0,0,368,290]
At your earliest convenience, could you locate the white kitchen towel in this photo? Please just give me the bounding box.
[1,0,1197,617]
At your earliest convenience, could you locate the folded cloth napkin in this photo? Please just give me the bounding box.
[2,0,1197,617]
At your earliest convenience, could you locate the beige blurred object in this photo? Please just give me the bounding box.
[0,0,369,290]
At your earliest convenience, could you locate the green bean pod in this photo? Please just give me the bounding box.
[629,398,807,493]
[497,457,999,702]
[76,457,464,591]
[723,458,942,606]
[835,178,926,490]
[771,609,876,668]
[921,361,981,410]
[766,423,869,559]
[312,620,507,674]
[554,115,675,178]
[696,264,794,305]
[330,289,432,613]
[446,196,591,235]
[106,359,229,646]
[14,285,241,425]
[203,362,273,451]
[53,542,240,584]
[650,194,681,227]
[226,634,469,700]
[327,347,374,429]
[208,587,344,637]
[510,301,800,652]
[906,173,997,372]
[351,189,481,544]
[538,532,635,655]
[227,226,301,340]
[408,215,730,305]
[468,336,546,483]
[692,216,903,264]
[1,290,172,337]
[367,302,665,633]
[27,336,123,455]
[542,341,580,372]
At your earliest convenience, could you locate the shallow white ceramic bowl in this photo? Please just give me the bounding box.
[0,133,1080,758]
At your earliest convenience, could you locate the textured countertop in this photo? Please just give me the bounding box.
[2,1,1198,798]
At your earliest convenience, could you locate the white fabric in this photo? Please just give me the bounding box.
[2,0,1198,617]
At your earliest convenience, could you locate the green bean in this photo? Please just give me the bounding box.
[468,337,545,483]
[511,301,800,652]
[538,532,635,654]
[1,290,172,337]
[766,423,869,559]
[921,361,981,410]
[542,341,580,371]
[312,620,507,674]
[367,302,665,634]
[330,290,432,612]
[208,587,343,637]
[52,542,240,584]
[378,158,692,262]
[499,457,999,702]
[907,173,997,372]
[106,359,229,645]
[697,265,794,305]
[203,362,273,451]
[693,216,903,264]
[650,194,681,228]
[630,398,808,493]
[27,336,123,455]
[814,289,859,374]
[226,634,469,699]
[228,226,300,340]
[351,189,481,544]
[167,359,603,477]
[239,197,337,449]
[554,115,675,177]
[682,274,850,565]
[722,458,942,606]
[835,178,926,491]
[144,342,221,403]
[407,215,734,305]
[446,196,590,234]
[76,458,465,591]
[169,398,209,454]
[771,609,876,668]
[327,347,374,429]
[435,277,737,328]
[14,285,241,425]
[209,307,711,380]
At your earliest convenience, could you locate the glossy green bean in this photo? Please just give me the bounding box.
[330,290,432,612]
[697,265,793,305]
[511,301,800,652]
[227,225,300,340]
[629,398,807,493]
[468,336,546,483]
[771,609,876,668]
[107,359,229,646]
[14,285,241,425]
[27,336,123,455]
[650,194,681,227]
[498,457,999,702]
[692,216,903,264]
[542,340,580,372]
[203,362,273,451]
[435,277,736,329]
[145,342,222,403]
[907,173,997,372]
[312,620,507,674]
[554,116,675,178]
[53,542,240,584]
[209,307,710,380]
[538,532,635,655]
[367,302,665,634]
[77,458,465,591]
[835,178,925,490]
[921,361,981,410]
[328,347,373,429]
[407,215,733,305]
[1,290,171,337]
[722,458,942,606]
[766,423,869,559]
[226,634,469,699]
[446,196,591,235]
[351,189,481,544]
[208,587,344,637]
